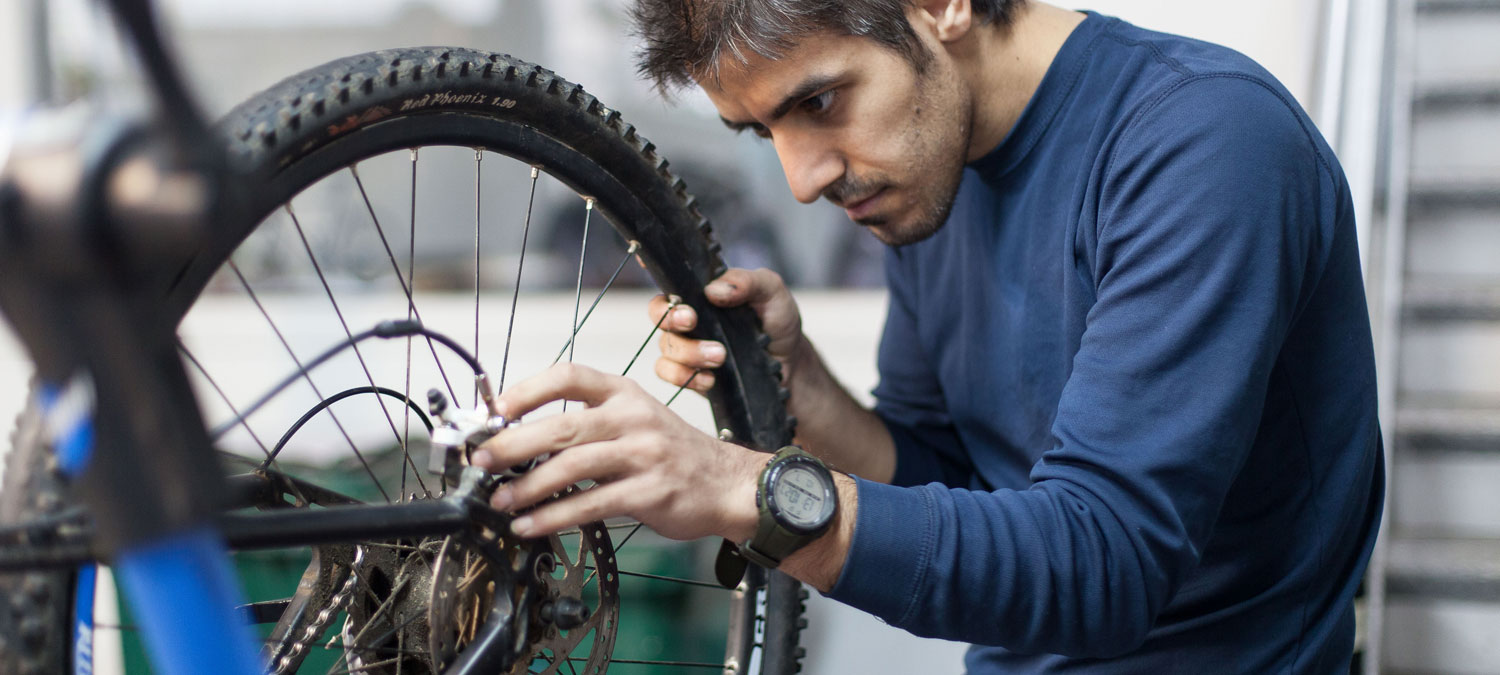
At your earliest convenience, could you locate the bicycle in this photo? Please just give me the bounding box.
[0,1,807,673]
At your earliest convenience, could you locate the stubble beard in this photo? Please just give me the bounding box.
[863,179,961,247]
[833,78,971,248]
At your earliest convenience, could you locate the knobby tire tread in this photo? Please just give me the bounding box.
[210,46,805,675]
[0,393,73,674]
[0,46,805,675]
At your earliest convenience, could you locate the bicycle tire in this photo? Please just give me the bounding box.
[0,399,73,675]
[1,47,805,674]
[214,46,804,674]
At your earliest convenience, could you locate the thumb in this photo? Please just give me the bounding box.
[704,267,773,307]
[705,268,801,356]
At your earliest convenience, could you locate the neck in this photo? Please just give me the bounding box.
[957,2,1086,162]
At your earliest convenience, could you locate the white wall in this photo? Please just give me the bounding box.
[1077,0,1323,107]
[0,0,33,108]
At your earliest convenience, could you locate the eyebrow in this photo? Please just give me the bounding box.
[719,73,843,132]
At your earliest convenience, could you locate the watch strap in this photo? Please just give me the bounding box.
[741,509,807,568]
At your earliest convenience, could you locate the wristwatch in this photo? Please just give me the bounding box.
[739,446,838,569]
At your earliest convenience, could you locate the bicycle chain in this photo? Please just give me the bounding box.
[273,546,367,675]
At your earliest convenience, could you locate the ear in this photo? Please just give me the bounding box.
[911,0,974,43]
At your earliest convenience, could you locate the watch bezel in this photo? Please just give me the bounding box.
[763,453,837,536]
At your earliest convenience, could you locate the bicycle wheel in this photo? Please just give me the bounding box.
[1,47,806,674]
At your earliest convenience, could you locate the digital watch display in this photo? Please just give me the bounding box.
[741,446,838,568]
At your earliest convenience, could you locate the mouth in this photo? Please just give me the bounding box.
[841,187,887,222]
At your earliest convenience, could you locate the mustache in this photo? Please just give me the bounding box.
[823,173,886,206]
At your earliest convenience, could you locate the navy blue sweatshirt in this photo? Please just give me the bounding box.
[825,14,1384,673]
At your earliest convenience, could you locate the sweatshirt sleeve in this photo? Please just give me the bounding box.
[872,247,975,488]
[826,76,1330,656]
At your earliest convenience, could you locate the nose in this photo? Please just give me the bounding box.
[773,131,843,204]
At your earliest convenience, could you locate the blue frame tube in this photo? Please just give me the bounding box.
[113,528,263,675]
[72,564,95,675]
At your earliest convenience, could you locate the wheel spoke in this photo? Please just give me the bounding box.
[323,603,427,675]
[405,152,420,501]
[585,521,645,586]
[180,341,273,456]
[581,522,642,591]
[473,148,483,407]
[396,622,405,675]
[570,657,725,669]
[333,654,406,674]
[286,203,430,498]
[552,242,641,366]
[555,521,641,537]
[666,369,702,407]
[621,296,680,377]
[181,340,311,505]
[347,161,459,414]
[92,623,432,662]
[563,198,595,412]
[587,566,727,591]
[229,261,391,503]
[341,576,410,655]
[613,523,646,553]
[498,166,541,395]
[349,160,459,498]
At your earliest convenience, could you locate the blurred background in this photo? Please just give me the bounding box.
[0,0,1496,673]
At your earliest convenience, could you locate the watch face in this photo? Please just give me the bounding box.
[771,464,832,530]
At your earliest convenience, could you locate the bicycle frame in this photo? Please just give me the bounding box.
[0,1,308,673]
[0,4,582,672]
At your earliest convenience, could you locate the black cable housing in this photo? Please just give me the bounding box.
[208,320,482,440]
[264,385,435,465]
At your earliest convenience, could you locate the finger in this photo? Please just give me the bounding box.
[647,294,697,333]
[704,267,783,309]
[654,358,715,393]
[474,405,615,469]
[494,362,623,421]
[658,332,726,369]
[510,479,642,538]
[490,441,624,512]
[705,268,800,352]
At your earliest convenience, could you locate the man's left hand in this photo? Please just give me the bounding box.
[471,363,762,542]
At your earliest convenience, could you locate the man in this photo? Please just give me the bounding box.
[472,0,1384,671]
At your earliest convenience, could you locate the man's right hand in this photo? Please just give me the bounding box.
[648,267,809,395]
[647,266,898,483]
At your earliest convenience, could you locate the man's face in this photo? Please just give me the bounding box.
[700,29,972,247]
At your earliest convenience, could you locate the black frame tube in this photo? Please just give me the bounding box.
[0,497,486,571]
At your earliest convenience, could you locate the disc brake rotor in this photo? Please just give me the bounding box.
[512,520,621,675]
[424,487,620,675]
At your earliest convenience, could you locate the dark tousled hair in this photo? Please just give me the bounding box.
[631,0,1027,93]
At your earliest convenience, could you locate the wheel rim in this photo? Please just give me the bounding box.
[179,139,755,673]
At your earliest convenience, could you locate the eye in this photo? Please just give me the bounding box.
[800,90,836,115]
[731,122,771,140]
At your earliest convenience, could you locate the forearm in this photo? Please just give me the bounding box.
[782,337,896,483]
